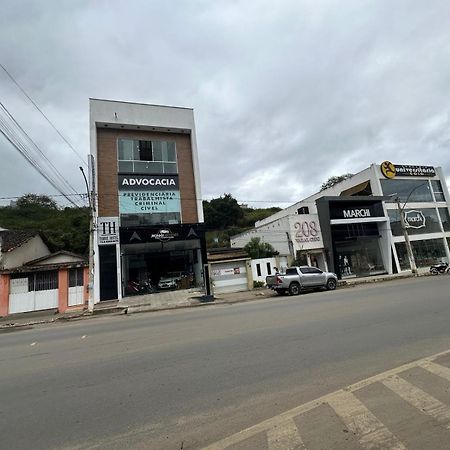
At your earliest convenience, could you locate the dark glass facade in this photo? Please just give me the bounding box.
[395,238,447,270]
[381,179,433,203]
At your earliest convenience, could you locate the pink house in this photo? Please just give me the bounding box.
[0,230,88,317]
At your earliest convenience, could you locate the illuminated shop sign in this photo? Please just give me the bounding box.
[380,161,436,179]
[330,203,384,220]
[119,191,181,214]
[118,174,179,190]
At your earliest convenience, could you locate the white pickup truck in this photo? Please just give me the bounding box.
[266,266,338,296]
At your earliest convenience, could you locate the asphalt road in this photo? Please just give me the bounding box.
[1,276,450,449]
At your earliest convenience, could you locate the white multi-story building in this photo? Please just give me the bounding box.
[231,162,450,279]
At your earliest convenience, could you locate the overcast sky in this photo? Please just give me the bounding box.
[1,0,450,208]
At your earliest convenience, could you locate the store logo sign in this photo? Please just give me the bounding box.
[151,229,177,242]
[343,208,371,218]
[404,210,426,229]
[380,161,436,178]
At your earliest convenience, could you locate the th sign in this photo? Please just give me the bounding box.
[98,217,120,245]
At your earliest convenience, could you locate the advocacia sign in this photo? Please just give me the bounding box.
[118,174,179,190]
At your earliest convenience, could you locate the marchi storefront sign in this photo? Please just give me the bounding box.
[330,202,385,220]
[119,174,179,191]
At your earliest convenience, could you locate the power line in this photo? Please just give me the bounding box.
[0,108,81,207]
[0,62,87,167]
[0,102,81,200]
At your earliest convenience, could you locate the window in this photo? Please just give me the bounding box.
[256,264,261,277]
[286,268,298,275]
[388,208,441,236]
[300,267,322,274]
[438,208,450,232]
[432,180,446,202]
[266,263,271,275]
[395,238,447,269]
[28,271,58,291]
[381,179,432,203]
[297,206,309,214]
[69,268,84,287]
[118,139,177,174]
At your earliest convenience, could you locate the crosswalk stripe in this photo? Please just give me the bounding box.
[328,391,407,450]
[420,360,450,382]
[267,418,305,450]
[383,375,450,428]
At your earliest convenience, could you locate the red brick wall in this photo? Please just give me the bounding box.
[96,128,198,223]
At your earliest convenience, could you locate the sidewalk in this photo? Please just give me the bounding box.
[0,269,433,330]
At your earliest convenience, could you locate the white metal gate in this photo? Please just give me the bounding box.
[9,272,59,314]
[211,261,249,294]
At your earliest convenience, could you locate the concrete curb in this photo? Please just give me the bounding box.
[0,271,437,329]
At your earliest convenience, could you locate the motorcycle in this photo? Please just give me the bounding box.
[429,262,450,275]
[126,279,157,295]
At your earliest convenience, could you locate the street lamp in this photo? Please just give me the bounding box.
[80,166,95,313]
[391,182,429,276]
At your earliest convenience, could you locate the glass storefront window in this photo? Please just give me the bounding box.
[381,179,432,203]
[122,240,202,296]
[388,208,442,236]
[335,238,386,278]
[439,208,450,232]
[395,238,447,270]
[432,180,446,202]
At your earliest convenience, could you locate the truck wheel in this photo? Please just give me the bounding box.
[289,282,301,296]
[326,279,337,290]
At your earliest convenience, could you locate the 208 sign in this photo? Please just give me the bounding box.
[294,220,321,243]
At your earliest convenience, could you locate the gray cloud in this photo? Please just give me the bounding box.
[1,0,450,207]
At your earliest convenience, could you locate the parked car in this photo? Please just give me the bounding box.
[266,266,338,295]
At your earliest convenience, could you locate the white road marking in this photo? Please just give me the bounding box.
[201,349,450,450]
[328,391,406,450]
[267,417,305,450]
[419,360,450,382]
[383,375,450,428]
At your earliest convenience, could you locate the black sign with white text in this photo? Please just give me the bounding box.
[329,202,385,220]
[393,164,436,177]
[118,174,179,191]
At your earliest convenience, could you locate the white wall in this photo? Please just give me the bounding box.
[251,256,289,283]
[231,216,291,255]
[2,235,50,270]
[255,166,375,227]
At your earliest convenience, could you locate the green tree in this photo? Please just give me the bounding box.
[0,194,89,255]
[244,237,278,259]
[16,193,58,209]
[203,194,244,229]
[320,173,354,191]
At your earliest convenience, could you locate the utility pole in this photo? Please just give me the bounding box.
[80,166,95,312]
[396,197,418,275]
